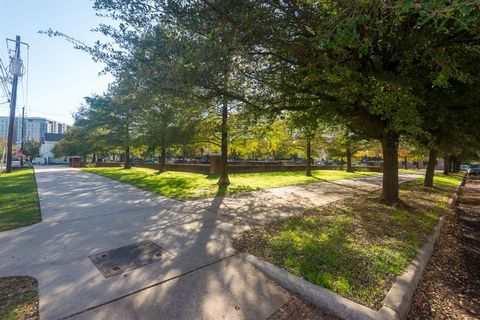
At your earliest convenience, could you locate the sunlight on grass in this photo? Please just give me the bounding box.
[0,168,41,231]
[233,173,464,308]
[82,167,379,199]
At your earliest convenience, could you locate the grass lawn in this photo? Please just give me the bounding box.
[398,168,424,173]
[0,168,41,232]
[233,174,464,309]
[82,167,379,199]
[0,276,39,320]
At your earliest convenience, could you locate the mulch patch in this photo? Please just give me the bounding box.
[0,276,39,320]
[408,177,480,319]
[268,295,338,320]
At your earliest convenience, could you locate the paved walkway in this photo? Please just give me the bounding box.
[0,167,423,320]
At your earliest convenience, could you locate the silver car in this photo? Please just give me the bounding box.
[468,164,480,175]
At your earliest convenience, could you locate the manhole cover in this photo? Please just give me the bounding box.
[89,240,164,278]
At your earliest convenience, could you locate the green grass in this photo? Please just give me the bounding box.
[233,173,464,308]
[82,167,378,199]
[0,276,38,320]
[398,168,424,173]
[0,168,41,231]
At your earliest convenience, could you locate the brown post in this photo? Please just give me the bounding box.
[69,156,82,168]
[209,155,222,174]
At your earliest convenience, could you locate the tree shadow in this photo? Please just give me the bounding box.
[1,167,292,319]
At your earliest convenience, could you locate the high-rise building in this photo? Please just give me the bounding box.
[0,116,22,144]
[0,116,70,145]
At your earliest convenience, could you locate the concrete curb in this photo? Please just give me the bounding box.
[243,253,379,320]
[449,174,467,208]
[243,177,465,320]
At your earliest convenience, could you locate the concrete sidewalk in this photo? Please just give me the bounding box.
[187,172,422,225]
[0,167,422,319]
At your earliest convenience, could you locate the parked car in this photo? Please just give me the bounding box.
[468,164,480,175]
[460,164,470,172]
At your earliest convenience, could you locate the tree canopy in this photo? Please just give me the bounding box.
[46,0,480,205]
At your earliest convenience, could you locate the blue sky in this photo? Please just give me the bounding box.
[0,0,114,124]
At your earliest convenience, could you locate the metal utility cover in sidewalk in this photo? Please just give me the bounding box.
[89,241,164,278]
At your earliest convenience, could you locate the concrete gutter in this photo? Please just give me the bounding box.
[244,176,466,320]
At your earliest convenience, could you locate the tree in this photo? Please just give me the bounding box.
[76,78,139,169]
[53,125,109,162]
[23,141,41,159]
[45,0,480,204]
[288,110,323,176]
[191,0,480,204]
[136,95,199,171]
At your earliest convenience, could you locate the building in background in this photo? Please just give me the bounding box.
[0,117,22,144]
[0,116,70,146]
[34,133,68,164]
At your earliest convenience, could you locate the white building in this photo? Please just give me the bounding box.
[37,133,68,164]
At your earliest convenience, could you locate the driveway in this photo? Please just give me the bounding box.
[0,167,423,319]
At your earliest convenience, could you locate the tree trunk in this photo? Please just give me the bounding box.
[306,138,312,176]
[443,154,451,175]
[455,158,461,173]
[92,154,97,163]
[404,156,408,170]
[451,157,459,173]
[381,131,400,205]
[416,161,420,169]
[217,95,230,186]
[346,141,354,172]
[159,147,166,172]
[424,148,437,187]
[124,146,131,169]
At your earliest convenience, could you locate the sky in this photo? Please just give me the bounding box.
[0,0,114,125]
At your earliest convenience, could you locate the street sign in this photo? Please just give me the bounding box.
[15,151,23,157]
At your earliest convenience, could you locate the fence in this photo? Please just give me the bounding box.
[72,160,382,174]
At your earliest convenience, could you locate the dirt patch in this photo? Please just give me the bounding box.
[268,295,337,320]
[0,276,39,320]
[409,177,480,319]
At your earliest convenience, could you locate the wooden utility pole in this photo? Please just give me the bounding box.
[6,35,21,173]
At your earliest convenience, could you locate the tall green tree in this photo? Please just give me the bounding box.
[78,82,138,168]
[190,0,480,204]
[45,0,480,204]
[136,95,199,171]
[288,110,324,176]
[23,141,41,160]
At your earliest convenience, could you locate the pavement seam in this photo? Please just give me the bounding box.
[58,254,236,320]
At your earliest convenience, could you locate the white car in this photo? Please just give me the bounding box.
[460,164,470,172]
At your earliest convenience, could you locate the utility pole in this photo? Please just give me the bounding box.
[6,36,21,173]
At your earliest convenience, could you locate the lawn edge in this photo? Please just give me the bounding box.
[32,166,43,223]
[81,166,382,200]
[242,175,466,320]
[0,167,42,233]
